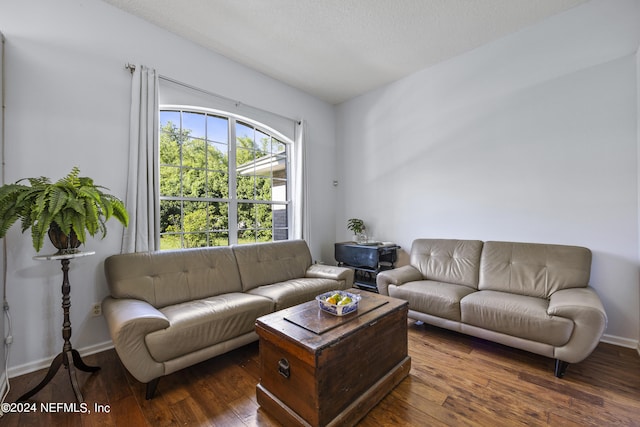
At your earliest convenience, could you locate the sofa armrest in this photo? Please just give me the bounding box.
[102,297,170,383]
[306,264,354,288]
[376,265,423,296]
[548,287,608,363]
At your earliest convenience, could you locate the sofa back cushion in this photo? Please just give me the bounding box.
[478,241,591,298]
[410,239,484,289]
[104,246,243,308]
[233,240,312,291]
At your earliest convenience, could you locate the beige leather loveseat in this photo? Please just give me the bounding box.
[377,239,607,377]
[103,240,353,399]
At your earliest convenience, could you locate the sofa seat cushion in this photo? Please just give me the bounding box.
[460,290,573,346]
[389,280,476,322]
[145,293,274,362]
[247,277,342,311]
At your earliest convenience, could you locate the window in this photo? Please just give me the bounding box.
[159,108,290,249]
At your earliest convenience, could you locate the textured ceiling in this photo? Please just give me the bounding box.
[102,0,588,104]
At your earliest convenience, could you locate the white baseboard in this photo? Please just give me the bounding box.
[7,341,114,379]
[601,333,639,350]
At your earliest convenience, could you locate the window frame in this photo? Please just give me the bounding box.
[159,105,293,248]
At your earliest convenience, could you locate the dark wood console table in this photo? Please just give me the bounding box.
[334,242,399,292]
[17,251,100,403]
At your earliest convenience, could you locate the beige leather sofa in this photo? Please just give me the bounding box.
[377,239,607,377]
[102,240,353,399]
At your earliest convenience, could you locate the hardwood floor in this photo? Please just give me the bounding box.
[2,320,639,426]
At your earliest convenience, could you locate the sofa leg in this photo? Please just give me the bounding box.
[146,378,160,399]
[554,359,569,378]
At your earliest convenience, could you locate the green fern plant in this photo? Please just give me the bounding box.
[0,167,129,252]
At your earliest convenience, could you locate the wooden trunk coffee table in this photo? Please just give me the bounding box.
[255,289,411,427]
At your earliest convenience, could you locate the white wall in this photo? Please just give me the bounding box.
[0,0,338,374]
[336,0,640,346]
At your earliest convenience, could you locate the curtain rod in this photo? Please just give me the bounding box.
[125,63,301,125]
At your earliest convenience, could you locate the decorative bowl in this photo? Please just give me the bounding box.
[316,290,361,316]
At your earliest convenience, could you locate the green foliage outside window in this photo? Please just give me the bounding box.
[159,111,288,249]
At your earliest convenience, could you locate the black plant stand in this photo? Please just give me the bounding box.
[17,251,100,403]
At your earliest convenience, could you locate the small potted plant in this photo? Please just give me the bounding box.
[347,218,367,244]
[0,166,129,254]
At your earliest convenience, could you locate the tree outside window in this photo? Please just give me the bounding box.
[159,109,290,250]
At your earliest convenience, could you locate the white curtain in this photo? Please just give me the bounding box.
[292,120,309,242]
[121,65,159,253]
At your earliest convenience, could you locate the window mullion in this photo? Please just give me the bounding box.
[228,118,238,244]
[179,112,185,249]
